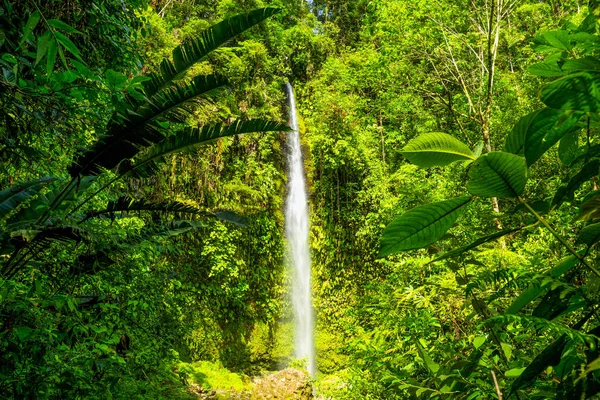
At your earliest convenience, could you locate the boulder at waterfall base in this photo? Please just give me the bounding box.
[251,369,312,399]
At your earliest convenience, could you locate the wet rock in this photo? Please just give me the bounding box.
[251,368,312,400]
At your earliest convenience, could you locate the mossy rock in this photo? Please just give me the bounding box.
[178,361,252,399]
[251,369,312,400]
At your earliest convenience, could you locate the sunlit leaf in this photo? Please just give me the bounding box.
[544,30,572,51]
[401,132,474,168]
[505,368,526,378]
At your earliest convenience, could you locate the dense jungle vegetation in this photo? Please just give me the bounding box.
[4,0,600,398]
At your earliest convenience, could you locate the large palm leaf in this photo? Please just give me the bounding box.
[117,119,289,178]
[70,120,289,215]
[68,8,279,178]
[69,75,227,177]
[84,197,248,226]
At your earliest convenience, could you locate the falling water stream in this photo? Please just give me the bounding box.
[284,83,316,377]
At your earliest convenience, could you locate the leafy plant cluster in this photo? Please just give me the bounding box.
[377,9,600,399]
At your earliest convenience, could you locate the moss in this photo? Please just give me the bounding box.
[272,320,295,368]
[314,371,351,399]
[315,327,349,375]
[178,361,252,395]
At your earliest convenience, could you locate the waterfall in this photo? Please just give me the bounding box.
[284,83,316,376]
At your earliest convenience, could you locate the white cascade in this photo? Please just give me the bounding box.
[284,83,316,376]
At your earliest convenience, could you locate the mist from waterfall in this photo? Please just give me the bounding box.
[284,83,316,377]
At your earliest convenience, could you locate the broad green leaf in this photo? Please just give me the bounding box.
[36,30,52,65]
[541,72,600,113]
[505,255,580,315]
[46,37,57,76]
[501,342,513,361]
[577,13,597,34]
[106,69,127,87]
[524,110,581,166]
[503,108,582,165]
[430,227,521,263]
[505,368,526,378]
[552,160,600,208]
[558,131,579,165]
[562,57,600,74]
[20,11,40,46]
[379,196,472,257]
[509,335,568,395]
[0,177,55,219]
[467,152,527,198]
[47,19,80,34]
[503,110,539,155]
[473,336,485,349]
[401,132,474,168]
[15,326,33,341]
[415,339,440,374]
[528,60,564,77]
[576,222,600,247]
[544,30,572,51]
[473,141,484,157]
[55,31,82,61]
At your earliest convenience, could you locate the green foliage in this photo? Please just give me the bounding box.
[374,5,600,398]
[6,1,600,399]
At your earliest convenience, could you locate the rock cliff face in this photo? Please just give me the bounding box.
[251,369,312,400]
